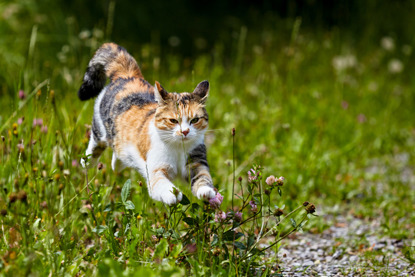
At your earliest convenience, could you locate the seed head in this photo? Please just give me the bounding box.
[305,203,316,214]
[17,190,27,202]
[9,193,18,203]
[274,208,284,217]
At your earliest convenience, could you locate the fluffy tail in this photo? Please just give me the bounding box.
[78,43,143,101]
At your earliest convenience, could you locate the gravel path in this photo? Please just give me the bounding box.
[268,214,414,276]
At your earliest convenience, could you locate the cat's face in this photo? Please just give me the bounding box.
[154,81,209,145]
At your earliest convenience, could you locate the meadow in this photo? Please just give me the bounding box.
[0,1,414,276]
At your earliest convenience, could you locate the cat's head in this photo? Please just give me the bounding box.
[153,81,209,145]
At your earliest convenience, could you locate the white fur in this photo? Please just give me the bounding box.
[93,88,107,141]
[196,186,216,200]
[154,82,164,104]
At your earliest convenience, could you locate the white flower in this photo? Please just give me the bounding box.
[388,59,403,74]
[381,37,395,51]
[332,55,357,72]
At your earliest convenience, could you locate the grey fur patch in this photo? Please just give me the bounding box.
[188,144,209,169]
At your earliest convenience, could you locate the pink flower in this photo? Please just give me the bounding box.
[357,114,367,123]
[17,143,24,152]
[249,200,258,212]
[209,192,223,209]
[341,101,349,110]
[72,160,78,167]
[41,125,48,133]
[18,90,26,100]
[248,169,258,182]
[276,176,285,186]
[234,211,242,222]
[214,211,227,222]
[33,118,43,127]
[265,175,276,185]
[17,117,24,125]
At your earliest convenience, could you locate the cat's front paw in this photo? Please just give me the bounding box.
[151,182,183,205]
[196,186,216,200]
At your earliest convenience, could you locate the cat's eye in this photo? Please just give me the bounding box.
[169,118,179,124]
[190,117,199,124]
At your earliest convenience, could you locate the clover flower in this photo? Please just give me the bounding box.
[249,200,257,212]
[247,169,258,183]
[209,192,223,209]
[18,90,26,100]
[234,211,243,222]
[33,118,43,127]
[265,175,276,185]
[214,211,227,223]
[276,176,285,186]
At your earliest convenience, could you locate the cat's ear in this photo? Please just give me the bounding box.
[193,80,209,103]
[154,81,169,104]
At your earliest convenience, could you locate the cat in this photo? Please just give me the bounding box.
[78,43,216,205]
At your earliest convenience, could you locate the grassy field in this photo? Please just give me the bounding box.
[1,2,415,276]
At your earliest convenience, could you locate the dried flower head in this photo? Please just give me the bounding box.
[274,208,284,217]
[17,190,27,202]
[305,203,316,214]
[9,193,18,203]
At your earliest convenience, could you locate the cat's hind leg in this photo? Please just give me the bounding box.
[111,153,126,172]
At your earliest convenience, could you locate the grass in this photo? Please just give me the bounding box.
[1,2,415,276]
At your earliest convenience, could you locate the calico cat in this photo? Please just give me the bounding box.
[78,43,216,205]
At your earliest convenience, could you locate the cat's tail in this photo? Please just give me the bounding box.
[78,43,143,101]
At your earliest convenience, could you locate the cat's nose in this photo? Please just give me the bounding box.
[182,128,190,136]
